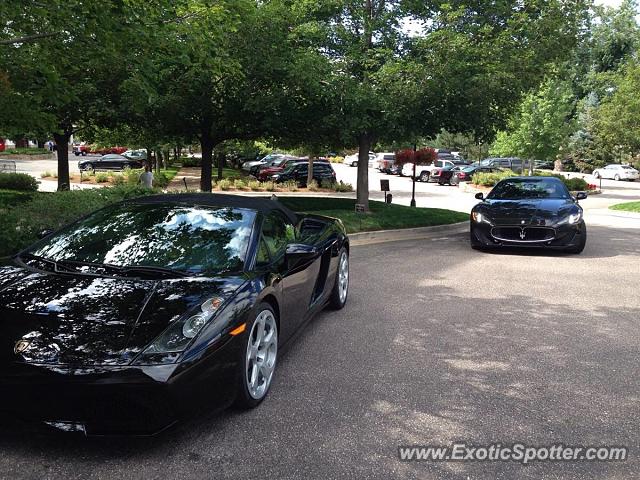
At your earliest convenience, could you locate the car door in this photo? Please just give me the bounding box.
[261,211,320,334]
[602,166,614,179]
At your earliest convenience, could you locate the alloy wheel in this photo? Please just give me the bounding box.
[245,309,278,400]
[338,250,349,304]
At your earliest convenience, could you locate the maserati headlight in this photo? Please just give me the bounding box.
[133,296,225,365]
[471,211,491,224]
[558,212,582,225]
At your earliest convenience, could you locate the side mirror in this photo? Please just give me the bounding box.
[575,191,588,200]
[475,192,484,200]
[38,228,54,239]
[285,243,318,268]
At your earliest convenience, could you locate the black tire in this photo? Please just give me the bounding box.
[235,302,279,409]
[328,247,349,309]
[74,152,80,156]
[614,174,620,181]
[565,227,587,254]
[82,151,87,156]
[419,171,430,182]
[351,161,357,167]
[81,163,94,172]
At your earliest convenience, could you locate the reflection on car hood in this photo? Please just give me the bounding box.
[481,199,577,224]
[0,265,245,366]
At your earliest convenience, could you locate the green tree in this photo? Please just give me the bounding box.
[491,77,576,166]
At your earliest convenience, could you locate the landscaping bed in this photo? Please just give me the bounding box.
[41,167,179,188]
[0,188,467,256]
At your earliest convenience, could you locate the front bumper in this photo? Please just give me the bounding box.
[0,337,241,435]
[471,221,585,249]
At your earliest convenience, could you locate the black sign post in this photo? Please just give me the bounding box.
[380,179,391,204]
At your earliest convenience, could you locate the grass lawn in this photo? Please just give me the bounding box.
[610,201,640,213]
[0,189,37,210]
[279,197,468,233]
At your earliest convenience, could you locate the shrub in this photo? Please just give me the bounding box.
[218,179,232,191]
[307,179,320,191]
[153,170,170,188]
[414,148,437,165]
[0,172,39,191]
[40,171,57,178]
[395,149,414,167]
[0,147,49,156]
[122,167,143,185]
[283,180,298,192]
[562,177,589,191]
[472,170,515,187]
[328,156,344,163]
[181,156,201,167]
[333,180,353,192]
[265,181,277,192]
[95,172,109,183]
[248,180,263,191]
[111,173,125,186]
[234,178,250,191]
[0,186,154,256]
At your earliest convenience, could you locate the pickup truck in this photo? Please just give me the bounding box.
[401,159,469,182]
[72,144,90,156]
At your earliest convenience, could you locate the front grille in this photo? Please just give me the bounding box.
[491,226,555,243]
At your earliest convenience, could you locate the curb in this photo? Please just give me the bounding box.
[349,221,469,246]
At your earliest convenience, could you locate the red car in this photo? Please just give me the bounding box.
[90,145,127,155]
[256,158,299,181]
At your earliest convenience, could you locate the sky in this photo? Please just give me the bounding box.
[595,0,623,6]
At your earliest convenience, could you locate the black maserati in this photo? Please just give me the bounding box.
[470,177,587,253]
[0,194,349,434]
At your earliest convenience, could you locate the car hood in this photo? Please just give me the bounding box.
[479,198,578,225]
[0,265,246,367]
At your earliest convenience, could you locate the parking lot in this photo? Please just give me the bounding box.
[1,211,638,480]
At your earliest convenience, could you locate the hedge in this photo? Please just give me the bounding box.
[0,173,39,191]
[0,185,153,257]
[472,170,589,191]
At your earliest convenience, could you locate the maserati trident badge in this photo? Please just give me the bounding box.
[14,340,30,354]
[519,229,526,240]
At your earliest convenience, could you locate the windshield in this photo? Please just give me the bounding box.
[488,178,571,200]
[25,203,256,275]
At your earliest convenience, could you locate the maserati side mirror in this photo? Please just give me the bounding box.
[475,192,484,200]
[575,191,588,201]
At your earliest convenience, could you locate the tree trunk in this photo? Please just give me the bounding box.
[53,131,71,191]
[307,153,314,186]
[155,150,161,172]
[217,149,224,181]
[356,135,371,211]
[37,139,45,149]
[200,134,214,192]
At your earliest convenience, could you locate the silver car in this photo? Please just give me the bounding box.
[593,164,639,181]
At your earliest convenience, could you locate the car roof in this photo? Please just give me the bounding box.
[132,193,299,223]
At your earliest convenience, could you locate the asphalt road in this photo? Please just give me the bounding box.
[1,218,638,479]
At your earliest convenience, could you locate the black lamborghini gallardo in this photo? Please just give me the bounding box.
[0,194,349,434]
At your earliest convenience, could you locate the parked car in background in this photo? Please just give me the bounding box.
[72,143,90,156]
[592,164,639,181]
[78,154,143,172]
[249,156,295,178]
[534,160,554,170]
[376,153,396,173]
[344,152,376,167]
[402,159,469,182]
[89,146,127,155]
[438,165,503,185]
[480,157,529,172]
[256,157,304,181]
[123,149,147,162]
[242,153,285,172]
[272,161,336,187]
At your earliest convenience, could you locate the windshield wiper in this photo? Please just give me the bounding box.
[17,253,76,273]
[119,265,193,278]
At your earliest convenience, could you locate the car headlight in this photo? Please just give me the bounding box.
[471,211,491,224]
[132,296,224,365]
[558,212,582,225]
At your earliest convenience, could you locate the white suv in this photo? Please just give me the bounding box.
[402,159,458,182]
[592,164,639,181]
[344,152,376,167]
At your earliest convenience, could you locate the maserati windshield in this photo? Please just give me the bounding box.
[488,178,571,200]
[24,203,256,275]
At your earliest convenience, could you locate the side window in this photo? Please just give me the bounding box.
[255,237,271,266]
[262,212,292,260]
[435,160,443,168]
